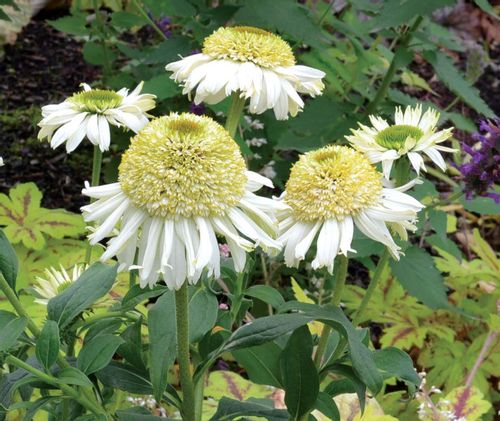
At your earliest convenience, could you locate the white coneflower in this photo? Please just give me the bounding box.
[81,113,285,289]
[38,82,156,153]
[346,105,454,178]
[278,146,424,273]
[165,26,325,120]
[33,264,88,305]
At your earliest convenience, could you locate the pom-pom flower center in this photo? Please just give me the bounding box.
[202,26,296,68]
[119,113,247,218]
[375,124,424,149]
[69,89,123,113]
[285,146,383,221]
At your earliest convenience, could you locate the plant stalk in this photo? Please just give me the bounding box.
[352,248,390,325]
[225,92,246,139]
[132,0,169,40]
[85,145,104,264]
[175,283,196,421]
[364,16,423,116]
[313,255,348,368]
[5,355,107,418]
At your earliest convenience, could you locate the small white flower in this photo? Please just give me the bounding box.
[166,26,325,120]
[246,137,268,147]
[346,104,455,178]
[82,113,286,289]
[0,157,4,166]
[278,146,424,273]
[260,160,277,180]
[244,115,264,130]
[38,82,156,153]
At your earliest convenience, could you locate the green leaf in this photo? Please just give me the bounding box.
[373,347,421,392]
[148,291,176,401]
[121,284,167,311]
[56,367,94,388]
[0,316,27,352]
[474,0,499,19]
[223,314,314,351]
[35,321,60,371]
[280,326,319,419]
[0,229,18,290]
[83,42,118,66]
[48,263,117,328]
[145,36,194,65]
[143,74,180,100]
[390,246,450,309]
[423,51,495,118]
[189,288,218,343]
[314,391,340,421]
[369,0,455,30]
[233,0,325,47]
[143,0,196,18]
[209,397,288,421]
[96,362,153,394]
[0,183,85,250]
[47,14,90,36]
[23,396,59,421]
[77,334,124,374]
[118,320,146,371]
[245,285,285,309]
[232,342,283,388]
[111,12,146,29]
[117,408,179,421]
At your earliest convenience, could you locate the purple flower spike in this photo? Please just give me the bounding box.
[457,118,500,202]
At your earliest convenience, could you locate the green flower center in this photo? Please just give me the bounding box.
[202,26,296,68]
[375,125,423,149]
[119,113,247,218]
[69,89,123,113]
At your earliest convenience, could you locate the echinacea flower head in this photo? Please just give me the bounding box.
[38,82,156,153]
[457,118,500,203]
[278,146,424,273]
[346,105,454,178]
[165,26,325,120]
[33,264,88,305]
[81,113,285,289]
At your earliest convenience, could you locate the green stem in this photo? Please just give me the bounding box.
[132,0,169,40]
[394,158,410,187]
[431,190,464,208]
[5,355,107,418]
[0,273,40,337]
[225,92,246,139]
[364,16,423,116]
[425,166,459,188]
[85,145,103,264]
[175,283,196,421]
[313,255,348,368]
[352,248,390,326]
[93,0,112,79]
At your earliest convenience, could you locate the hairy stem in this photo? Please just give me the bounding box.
[364,16,423,116]
[225,92,246,139]
[313,256,348,368]
[175,283,196,421]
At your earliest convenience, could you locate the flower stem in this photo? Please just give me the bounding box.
[85,145,103,264]
[364,16,423,116]
[93,0,112,79]
[225,92,246,139]
[352,248,390,325]
[175,283,196,421]
[425,166,459,188]
[313,255,348,368]
[132,0,169,40]
[5,355,107,418]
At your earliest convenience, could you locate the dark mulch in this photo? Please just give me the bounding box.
[0,19,100,211]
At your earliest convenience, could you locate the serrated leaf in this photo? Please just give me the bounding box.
[390,246,450,309]
[0,229,18,290]
[424,51,495,118]
[233,0,325,47]
[47,263,117,328]
[369,0,456,30]
[77,334,124,374]
[0,183,85,250]
[35,321,60,371]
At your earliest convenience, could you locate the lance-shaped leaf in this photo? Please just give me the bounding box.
[0,229,18,290]
[0,183,85,250]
